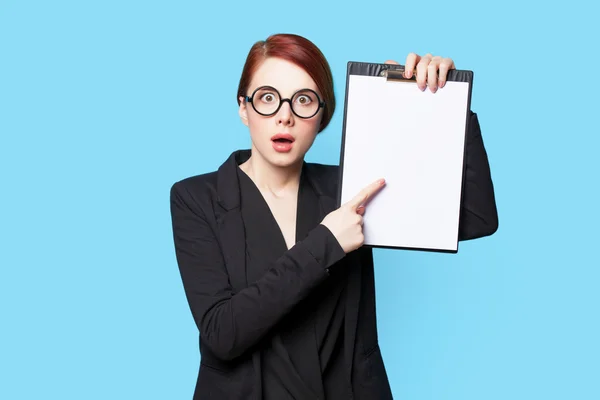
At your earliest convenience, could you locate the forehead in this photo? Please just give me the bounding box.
[248,57,318,95]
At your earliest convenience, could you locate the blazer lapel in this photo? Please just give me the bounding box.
[214,150,251,292]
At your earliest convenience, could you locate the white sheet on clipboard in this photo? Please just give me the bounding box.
[339,74,470,251]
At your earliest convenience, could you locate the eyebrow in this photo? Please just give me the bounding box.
[249,85,321,97]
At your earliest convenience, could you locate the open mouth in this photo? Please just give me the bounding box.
[271,134,295,143]
[271,134,295,152]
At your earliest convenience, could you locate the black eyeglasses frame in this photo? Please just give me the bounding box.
[244,86,325,119]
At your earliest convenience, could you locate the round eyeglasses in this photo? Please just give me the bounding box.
[244,86,325,119]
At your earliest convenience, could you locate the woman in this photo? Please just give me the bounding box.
[170,33,498,400]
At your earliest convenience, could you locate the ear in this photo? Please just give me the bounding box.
[238,96,249,127]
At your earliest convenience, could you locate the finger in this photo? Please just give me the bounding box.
[416,53,432,91]
[427,56,442,93]
[384,60,399,65]
[348,178,386,210]
[356,205,366,215]
[404,53,420,79]
[438,58,455,88]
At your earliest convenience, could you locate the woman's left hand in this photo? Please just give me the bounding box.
[385,53,455,93]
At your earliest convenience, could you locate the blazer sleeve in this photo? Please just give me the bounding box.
[170,183,346,361]
[458,111,499,240]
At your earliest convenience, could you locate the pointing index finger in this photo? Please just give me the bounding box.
[348,179,386,210]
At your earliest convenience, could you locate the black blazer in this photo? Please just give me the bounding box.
[170,111,499,399]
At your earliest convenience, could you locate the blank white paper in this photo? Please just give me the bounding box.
[340,74,470,251]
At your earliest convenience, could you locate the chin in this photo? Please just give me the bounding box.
[267,152,304,168]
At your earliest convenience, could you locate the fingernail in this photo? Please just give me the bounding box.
[379,179,386,185]
[439,81,445,88]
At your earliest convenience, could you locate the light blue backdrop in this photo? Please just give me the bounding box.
[1,1,598,399]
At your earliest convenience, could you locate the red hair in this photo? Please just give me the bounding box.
[236,33,335,133]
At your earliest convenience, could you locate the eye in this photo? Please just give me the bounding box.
[259,93,277,103]
[295,95,312,105]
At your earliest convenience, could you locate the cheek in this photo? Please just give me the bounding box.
[298,118,321,138]
[246,114,269,136]
[294,124,319,150]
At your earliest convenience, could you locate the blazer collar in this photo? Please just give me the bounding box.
[216,150,251,211]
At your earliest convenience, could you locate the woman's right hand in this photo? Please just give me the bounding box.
[320,178,386,253]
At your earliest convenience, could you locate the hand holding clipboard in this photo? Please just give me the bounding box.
[384,53,457,92]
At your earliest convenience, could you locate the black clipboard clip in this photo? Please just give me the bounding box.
[380,67,417,82]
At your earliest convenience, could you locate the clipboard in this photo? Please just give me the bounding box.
[337,61,473,253]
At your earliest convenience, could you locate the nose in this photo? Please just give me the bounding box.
[276,100,294,126]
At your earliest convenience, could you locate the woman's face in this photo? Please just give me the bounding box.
[239,57,323,169]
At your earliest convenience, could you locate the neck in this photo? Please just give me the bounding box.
[240,148,303,196]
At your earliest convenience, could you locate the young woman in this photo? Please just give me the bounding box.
[170,33,498,400]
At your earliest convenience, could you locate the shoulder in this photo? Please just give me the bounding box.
[171,170,218,198]
[170,170,219,216]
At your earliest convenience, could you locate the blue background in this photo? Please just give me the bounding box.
[1,1,598,399]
